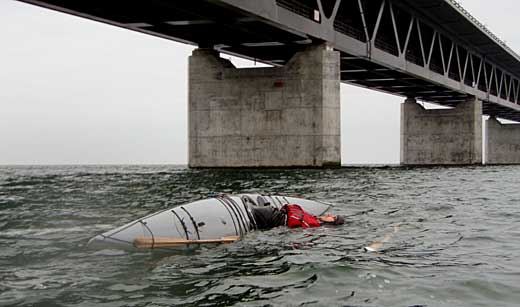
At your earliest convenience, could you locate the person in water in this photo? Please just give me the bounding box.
[250,204,345,230]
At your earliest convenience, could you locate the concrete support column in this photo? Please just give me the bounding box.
[188,44,340,167]
[401,96,482,165]
[485,117,520,164]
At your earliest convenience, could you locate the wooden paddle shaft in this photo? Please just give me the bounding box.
[133,236,240,248]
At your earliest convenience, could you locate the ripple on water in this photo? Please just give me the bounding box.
[1,165,520,306]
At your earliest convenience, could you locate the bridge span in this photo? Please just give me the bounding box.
[18,0,520,166]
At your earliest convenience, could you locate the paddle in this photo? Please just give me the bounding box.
[364,224,401,252]
[133,236,240,249]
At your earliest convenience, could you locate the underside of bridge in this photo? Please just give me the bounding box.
[21,0,520,119]
[17,0,520,166]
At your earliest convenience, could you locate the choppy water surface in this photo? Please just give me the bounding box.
[1,165,520,307]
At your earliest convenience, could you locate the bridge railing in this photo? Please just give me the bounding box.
[276,0,319,23]
[446,0,519,60]
[334,19,365,43]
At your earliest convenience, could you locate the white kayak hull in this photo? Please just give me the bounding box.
[88,194,331,249]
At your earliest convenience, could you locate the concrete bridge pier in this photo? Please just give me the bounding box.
[401,96,482,165]
[188,44,341,168]
[485,117,520,164]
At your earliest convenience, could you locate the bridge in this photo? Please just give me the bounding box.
[18,0,520,166]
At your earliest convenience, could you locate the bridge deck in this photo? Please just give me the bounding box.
[18,0,520,121]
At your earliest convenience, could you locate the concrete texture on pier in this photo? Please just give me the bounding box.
[188,44,340,167]
[486,117,520,164]
[401,97,482,165]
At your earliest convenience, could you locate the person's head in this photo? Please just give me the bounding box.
[318,214,345,225]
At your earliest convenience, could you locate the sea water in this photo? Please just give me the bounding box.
[1,165,519,306]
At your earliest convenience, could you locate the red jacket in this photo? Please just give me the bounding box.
[283,204,321,229]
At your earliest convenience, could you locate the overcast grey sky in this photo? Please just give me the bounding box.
[1,0,519,165]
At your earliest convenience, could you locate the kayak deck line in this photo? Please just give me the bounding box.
[171,209,190,240]
[180,206,201,240]
[214,197,240,236]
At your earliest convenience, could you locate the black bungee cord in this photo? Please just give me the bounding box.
[220,196,246,236]
[138,220,155,249]
[225,195,252,232]
[220,196,244,236]
[241,196,258,231]
[171,209,190,241]
[215,197,240,236]
[180,206,200,240]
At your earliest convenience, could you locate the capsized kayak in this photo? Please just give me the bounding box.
[88,194,331,249]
